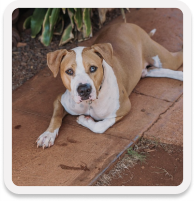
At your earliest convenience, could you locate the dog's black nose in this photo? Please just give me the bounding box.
[77,83,92,100]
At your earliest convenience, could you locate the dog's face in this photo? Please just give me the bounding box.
[47,43,113,104]
[60,47,104,103]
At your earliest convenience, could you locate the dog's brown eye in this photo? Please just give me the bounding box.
[90,66,97,73]
[66,69,74,75]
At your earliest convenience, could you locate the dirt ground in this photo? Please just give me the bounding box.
[95,138,183,186]
[12,8,183,186]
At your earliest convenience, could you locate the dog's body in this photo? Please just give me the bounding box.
[36,23,183,149]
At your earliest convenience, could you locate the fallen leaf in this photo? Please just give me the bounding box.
[17,42,27,47]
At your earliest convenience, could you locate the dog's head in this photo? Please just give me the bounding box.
[47,43,113,103]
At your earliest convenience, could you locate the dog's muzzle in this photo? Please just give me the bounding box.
[77,83,92,100]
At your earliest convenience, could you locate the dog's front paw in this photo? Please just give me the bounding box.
[36,128,59,149]
[77,115,94,128]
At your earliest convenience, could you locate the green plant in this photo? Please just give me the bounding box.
[23,8,92,46]
[23,8,129,47]
[127,147,146,163]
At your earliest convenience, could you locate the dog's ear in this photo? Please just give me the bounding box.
[47,49,68,77]
[91,43,113,65]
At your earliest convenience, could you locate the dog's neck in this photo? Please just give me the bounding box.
[97,60,119,102]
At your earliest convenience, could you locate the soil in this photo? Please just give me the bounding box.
[122,147,183,186]
[95,138,183,186]
[12,8,183,186]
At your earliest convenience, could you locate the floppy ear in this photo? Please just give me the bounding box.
[47,49,68,77]
[91,43,113,65]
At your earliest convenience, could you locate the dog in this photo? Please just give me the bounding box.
[36,23,183,149]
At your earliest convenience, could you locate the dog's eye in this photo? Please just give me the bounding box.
[90,66,97,73]
[66,69,74,75]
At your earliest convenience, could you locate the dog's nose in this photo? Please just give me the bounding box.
[77,84,92,100]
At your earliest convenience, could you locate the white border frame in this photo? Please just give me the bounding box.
[4,0,191,194]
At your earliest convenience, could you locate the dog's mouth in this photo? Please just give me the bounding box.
[80,95,91,101]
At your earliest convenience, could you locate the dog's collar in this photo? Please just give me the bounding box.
[99,64,104,91]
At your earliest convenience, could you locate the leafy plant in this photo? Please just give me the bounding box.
[23,8,128,46]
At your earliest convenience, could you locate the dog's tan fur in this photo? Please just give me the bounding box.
[37,23,183,148]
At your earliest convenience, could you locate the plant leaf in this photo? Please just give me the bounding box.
[40,8,60,46]
[62,8,66,14]
[54,15,64,35]
[68,8,75,29]
[83,8,92,38]
[23,15,32,30]
[31,8,47,38]
[49,8,60,31]
[39,8,52,46]
[120,8,126,23]
[98,8,108,25]
[59,23,74,46]
[74,8,82,31]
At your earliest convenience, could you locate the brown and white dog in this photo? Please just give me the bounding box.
[36,23,183,149]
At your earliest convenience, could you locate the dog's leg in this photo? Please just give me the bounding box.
[77,96,131,133]
[143,68,183,81]
[142,39,183,81]
[144,38,183,71]
[36,94,67,149]
[77,115,124,133]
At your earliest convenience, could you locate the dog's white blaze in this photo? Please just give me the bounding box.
[72,46,86,75]
[61,59,120,128]
[70,46,96,103]
[152,55,162,68]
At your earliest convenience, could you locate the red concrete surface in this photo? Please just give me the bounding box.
[144,95,183,146]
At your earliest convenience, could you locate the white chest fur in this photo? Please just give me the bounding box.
[61,60,120,120]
